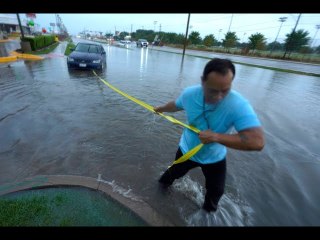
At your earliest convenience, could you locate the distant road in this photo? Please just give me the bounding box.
[150,46,320,76]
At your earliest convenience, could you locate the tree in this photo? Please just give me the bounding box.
[133,29,154,42]
[267,41,283,51]
[105,33,113,38]
[188,31,202,45]
[283,29,310,58]
[222,32,239,52]
[175,33,185,45]
[160,32,184,45]
[248,33,267,53]
[119,31,129,40]
[203,34,216,47]
[316,45,320,54]
[299,45,313,54]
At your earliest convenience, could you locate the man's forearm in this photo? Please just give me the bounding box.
[199,128,265,151]
[154,101,181,113]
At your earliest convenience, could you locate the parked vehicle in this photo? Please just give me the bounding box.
[67,42,106,70]
[136,39,148,47]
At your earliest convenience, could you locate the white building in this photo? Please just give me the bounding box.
[0,14,31,38]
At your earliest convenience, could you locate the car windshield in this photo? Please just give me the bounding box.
[75,44,99,53]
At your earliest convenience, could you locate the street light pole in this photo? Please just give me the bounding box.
[311,24,320,48]
[183,13,191,58]
[270,16,287,55]
[218,29,222,41]
[242,32,246,42]
[16,13,25,38]
[153,21,157,32]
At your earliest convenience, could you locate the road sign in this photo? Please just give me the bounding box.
[26,13,36,19]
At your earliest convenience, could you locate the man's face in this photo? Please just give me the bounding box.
[202,70,233,104]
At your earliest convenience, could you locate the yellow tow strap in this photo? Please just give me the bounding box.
[93,71,204,167]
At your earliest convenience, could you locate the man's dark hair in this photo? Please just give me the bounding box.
[202,58,235,81]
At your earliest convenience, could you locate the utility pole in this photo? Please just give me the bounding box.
[56,14,61,34]
[270,16,287,55]
[55,14,58,34]
[182,13,191,58]
[16,13,25,38]
[227,14,234,33]
[292,13,302,34]
[283,13,302,59]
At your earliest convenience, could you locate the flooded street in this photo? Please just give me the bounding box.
[0,40,320,226]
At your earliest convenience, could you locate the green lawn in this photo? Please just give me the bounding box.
[0,187,147,226]
[64,42,76,56]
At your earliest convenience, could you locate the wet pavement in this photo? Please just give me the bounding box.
[0,39,320,226]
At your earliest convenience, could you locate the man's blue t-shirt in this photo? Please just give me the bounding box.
[175,85,261,164]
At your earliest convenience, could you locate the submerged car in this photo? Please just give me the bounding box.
[67,42,106,70]
[136,39,148,47]
[116,40,132,48]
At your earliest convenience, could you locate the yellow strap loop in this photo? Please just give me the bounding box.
[93,71,203,167]
[170,143,204,167]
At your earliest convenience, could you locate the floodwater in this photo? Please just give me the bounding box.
[0,40,20,57]
[0,40,319,226]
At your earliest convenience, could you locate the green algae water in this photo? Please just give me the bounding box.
[0,186,148,226]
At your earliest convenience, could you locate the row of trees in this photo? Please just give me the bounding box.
[106,29,319,58]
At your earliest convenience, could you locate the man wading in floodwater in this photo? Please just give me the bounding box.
[154,58,264,212]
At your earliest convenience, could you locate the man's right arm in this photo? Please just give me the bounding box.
[154,101,181,113]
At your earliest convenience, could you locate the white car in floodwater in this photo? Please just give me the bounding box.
[116,40,132,48]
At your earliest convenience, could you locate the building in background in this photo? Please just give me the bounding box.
[0,14,31,39]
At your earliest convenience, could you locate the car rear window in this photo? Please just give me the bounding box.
[75,44,100,53]
[88,46,99,53]
[75,44,90,52]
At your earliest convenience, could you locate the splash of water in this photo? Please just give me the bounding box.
[97,175,143,202]
[172,176,254,226]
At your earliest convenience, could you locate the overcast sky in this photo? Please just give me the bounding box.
[23,13,320,45]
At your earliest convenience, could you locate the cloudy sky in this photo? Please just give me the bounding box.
[21,13,320,45]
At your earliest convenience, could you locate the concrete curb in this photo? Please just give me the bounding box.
[0,39,11,43]
[0,51,44,63]
[10,51,44,60]
[0,55,17,63]
[0,174,174,226]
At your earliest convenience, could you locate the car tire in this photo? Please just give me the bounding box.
[98,61,105,71]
